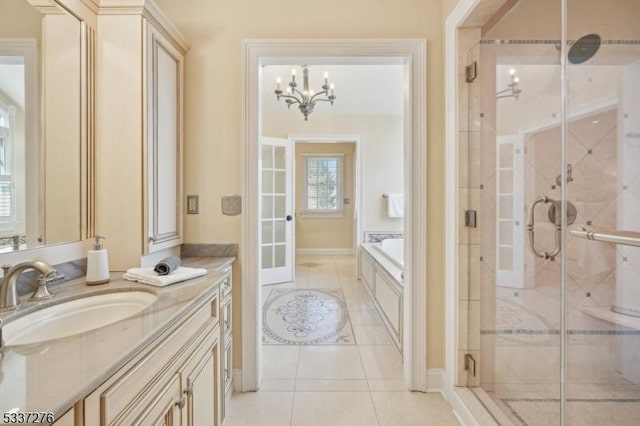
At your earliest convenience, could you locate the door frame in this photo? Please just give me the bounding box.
[289,134,362,256]
[241,39,428,391]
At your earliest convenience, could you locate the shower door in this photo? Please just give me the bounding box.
[464,0,640,424]
[564,0,640,424]
[465,0,567,422]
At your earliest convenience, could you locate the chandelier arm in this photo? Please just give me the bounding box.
[308,90,329,102]
[313,98,334,103]
[278,94,302,104]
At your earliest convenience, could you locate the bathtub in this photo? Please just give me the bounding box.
[372,238,404,269]
[359,237,404,353]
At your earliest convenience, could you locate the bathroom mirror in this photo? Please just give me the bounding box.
[0,0,91,253]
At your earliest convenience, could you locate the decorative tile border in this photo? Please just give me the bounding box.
[364,232,403,243]
[480,39,640,45]
[501,398,640,426]
[262,288,355,345]
[481,329,640,336]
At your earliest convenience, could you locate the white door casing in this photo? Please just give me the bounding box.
[241,39,427,392]
[259,136,294,285]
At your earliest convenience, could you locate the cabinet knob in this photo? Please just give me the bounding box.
[175,394,186,409]
[186,383,194,396]
[149,236,157,243]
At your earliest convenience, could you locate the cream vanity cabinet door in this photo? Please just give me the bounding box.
[146,22,184,254]
[181,332,221,426]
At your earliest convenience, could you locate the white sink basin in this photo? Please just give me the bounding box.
[2,291,157,346]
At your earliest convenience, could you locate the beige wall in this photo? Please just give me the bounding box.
[293,142,355,250]
[155,0,447,369]
[0,0,42,39]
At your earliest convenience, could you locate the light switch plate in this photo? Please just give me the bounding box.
[222,194,241,215]
[187,195,199,214]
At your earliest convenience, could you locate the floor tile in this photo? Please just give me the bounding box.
[367,379,408,391]
[225,391,294,426]
[291,392,380,426]
[297,346,366,379]
[371,392,460,426]
[234,255,459,426]
[349,308,382,325]
[295,379,369,392]
[261,379,296,391]
[262,345,299,379]
[359,345,404,380]
[352,324,392,345]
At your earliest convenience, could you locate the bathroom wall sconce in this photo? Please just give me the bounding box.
[496,68,522,100]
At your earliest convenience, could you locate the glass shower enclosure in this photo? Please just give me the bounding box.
[457,0,640,424]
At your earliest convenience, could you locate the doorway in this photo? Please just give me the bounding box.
[241,39,428,392]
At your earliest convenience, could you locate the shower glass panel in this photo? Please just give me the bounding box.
[463,0,640,424]
[565,0,640,424]
[467,0,565,422]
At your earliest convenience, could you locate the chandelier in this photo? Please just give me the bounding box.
[274,66,336,120]
[496,68,522,100]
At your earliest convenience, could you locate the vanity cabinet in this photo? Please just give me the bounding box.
[97,1,189,269]
[84,286,222,426]
[219,268,233,422]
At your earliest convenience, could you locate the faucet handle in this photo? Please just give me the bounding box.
[29,274,55,302]
[1,265,10,278]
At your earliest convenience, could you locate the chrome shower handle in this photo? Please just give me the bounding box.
[527,196,562,259]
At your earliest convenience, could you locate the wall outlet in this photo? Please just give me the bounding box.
[187,195,199,214]
[222,194,241,215]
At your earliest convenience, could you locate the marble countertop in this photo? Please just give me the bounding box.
[0,256,234,420]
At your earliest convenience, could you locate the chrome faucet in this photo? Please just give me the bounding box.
[0,260,56,311]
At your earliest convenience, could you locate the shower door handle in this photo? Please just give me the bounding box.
[526,196,562,259]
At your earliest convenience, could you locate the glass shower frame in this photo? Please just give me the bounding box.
[457,0,640,424]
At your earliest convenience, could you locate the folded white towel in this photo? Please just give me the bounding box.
[387,193,404,218]
[123,266,208,287]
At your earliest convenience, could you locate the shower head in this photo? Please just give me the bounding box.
[568,34,601,64]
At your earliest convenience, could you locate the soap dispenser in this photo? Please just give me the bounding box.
[86,236,110,285]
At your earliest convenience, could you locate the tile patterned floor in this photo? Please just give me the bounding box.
[224,255,460,426]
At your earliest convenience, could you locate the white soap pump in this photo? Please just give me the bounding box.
[86,235,110,285]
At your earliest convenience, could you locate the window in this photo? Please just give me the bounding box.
[302,154,343,215]
[0,102,16,229]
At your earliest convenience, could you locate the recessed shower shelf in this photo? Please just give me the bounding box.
[582,307,640,330]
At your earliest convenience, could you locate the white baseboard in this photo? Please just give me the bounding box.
[426,368,445,393]
[233,368,242,393]
[296,248,354,256]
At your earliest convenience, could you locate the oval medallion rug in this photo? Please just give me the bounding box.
[263,288,355,345]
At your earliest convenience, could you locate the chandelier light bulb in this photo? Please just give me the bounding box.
[513,77,520,83]
[509,68,516,75]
